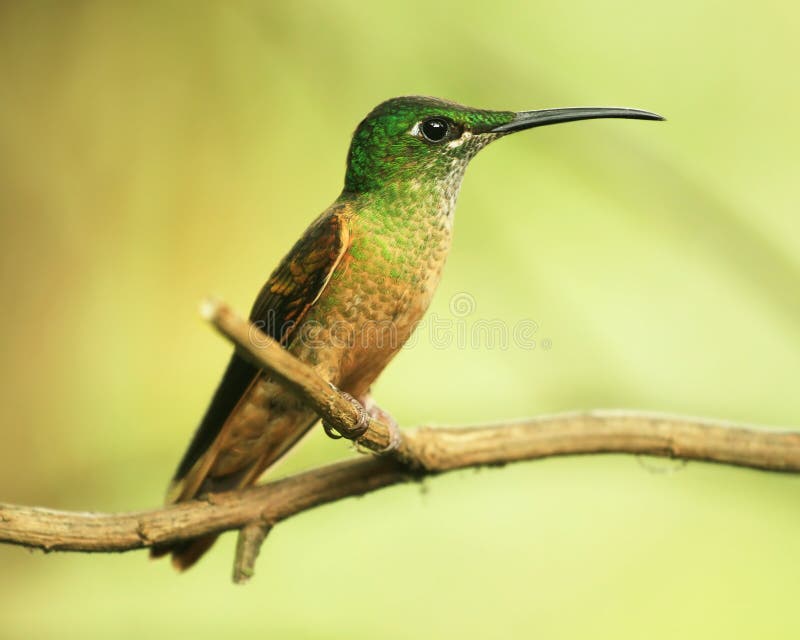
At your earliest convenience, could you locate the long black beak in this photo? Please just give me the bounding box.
[490,107,664,133]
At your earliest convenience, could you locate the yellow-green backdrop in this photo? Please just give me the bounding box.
[1,2,799,638]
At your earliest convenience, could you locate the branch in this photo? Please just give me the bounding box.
[200,300,800,473]
[1,300,798,582]
[233,522,272,584]
[200,299,403,456]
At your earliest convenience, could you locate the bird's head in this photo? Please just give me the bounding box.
[343,95,662,194]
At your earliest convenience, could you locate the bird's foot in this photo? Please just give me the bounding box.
[321,385,401,452]
[322,387,370,440]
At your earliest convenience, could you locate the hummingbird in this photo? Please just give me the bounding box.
[153,96,663,569]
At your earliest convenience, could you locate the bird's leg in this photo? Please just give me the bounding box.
[358,392,398,430]
[357,391,402,453]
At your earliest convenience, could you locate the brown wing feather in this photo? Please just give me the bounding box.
[249,207,350,343]
[152,206,350,568]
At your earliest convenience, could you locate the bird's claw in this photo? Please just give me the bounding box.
[322,388,370,440]
[321,386,401,452]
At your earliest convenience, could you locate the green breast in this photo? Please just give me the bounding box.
[340,185,450,298]
[298,186,454,365]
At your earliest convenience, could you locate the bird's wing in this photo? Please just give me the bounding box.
[165,205,351,503]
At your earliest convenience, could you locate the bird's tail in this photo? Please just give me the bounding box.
[150,535,219,570]
[150,413,320,571]
[148,469,241,569]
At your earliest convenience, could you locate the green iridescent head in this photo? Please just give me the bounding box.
[343,95,663,193]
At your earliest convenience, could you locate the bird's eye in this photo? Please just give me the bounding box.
[420,118,450,143]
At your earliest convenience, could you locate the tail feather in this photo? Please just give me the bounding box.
[151,413,321,571]
[149,535,220,571]
[149,471,247,570]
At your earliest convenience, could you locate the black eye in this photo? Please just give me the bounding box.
[420,118,450,143]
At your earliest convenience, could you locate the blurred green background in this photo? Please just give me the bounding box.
[1,1,799,638]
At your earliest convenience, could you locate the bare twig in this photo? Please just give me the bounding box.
[202,300,800,473]
[233,522,272,584]
[201,299,403,456]
[1,299,798,583]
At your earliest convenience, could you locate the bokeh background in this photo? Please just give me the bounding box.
[1,1,799,638]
